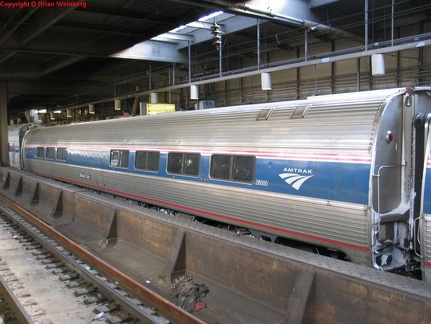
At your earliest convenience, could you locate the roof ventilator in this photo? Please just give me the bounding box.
[290,105,311,119]
[256,108,273,121]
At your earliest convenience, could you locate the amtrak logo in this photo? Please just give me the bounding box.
[279,168,313,190]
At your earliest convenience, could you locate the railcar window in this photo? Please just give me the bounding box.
[135,151,160,171]
[184,153,200,175]
[167,152,200,176]
[46,147,55,159]
[57,147,68,161]
[232,156,255,182]
[210,155,255,183]
[36,147,45,158]
[168,153,182,174]
[210,155,231,179]
[110,150,129,168]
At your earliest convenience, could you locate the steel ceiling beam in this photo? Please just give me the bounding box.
[169,0,364,43]
[59,34,431,111]
[0,7,78,66]
[111,41,187,63]
[309,0,340,9]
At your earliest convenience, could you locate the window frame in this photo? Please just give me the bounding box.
[210,154,255,183]
[167,152,200,176]
[135,150,160,172]
[110,149,130,168]
[56,147,68,161]
[45,147,56,160]
[36,147,45,158]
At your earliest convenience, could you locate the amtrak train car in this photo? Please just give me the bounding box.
[7,123,41,168]
[18,87,431,281]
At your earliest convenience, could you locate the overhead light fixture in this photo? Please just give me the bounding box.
[89,104,95,114]
[150,92,158,103]
[190,85,199,100]
[115,99,121,110]
[261,72,272,90]
[371,54,385,76]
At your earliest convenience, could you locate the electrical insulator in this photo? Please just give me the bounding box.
[211,21,221,48]
[210,22,220,35]
[212,34,221,45]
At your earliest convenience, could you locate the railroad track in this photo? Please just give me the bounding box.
[0,197,205,324]
[0,208,95,323]
[0,258,33,324]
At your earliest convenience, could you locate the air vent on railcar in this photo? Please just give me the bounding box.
[256,108,273,121]
[290,105,311,119]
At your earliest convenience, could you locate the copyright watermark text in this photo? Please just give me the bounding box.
[0,1,87,9]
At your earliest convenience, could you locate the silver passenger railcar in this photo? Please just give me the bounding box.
[20,87,431,281]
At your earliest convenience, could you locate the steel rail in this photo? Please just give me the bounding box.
[0,273,34,324]
[0,194,206,324]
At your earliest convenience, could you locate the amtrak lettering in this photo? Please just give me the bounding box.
[283,167,313,174]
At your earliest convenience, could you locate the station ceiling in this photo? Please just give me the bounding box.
[1,0,431,115]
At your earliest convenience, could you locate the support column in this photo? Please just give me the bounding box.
[0,81,8,166]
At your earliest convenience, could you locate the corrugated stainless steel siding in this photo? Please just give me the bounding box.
[22,89,407,264]
[100,169,369,244]
[425,215,431,269]
[425,199,431,280]
[24,93,390,155]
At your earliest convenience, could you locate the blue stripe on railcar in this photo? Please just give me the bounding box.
[24,148,35,159]
[68,149,110,168]
[23,148,370,205]
[253,158,370,205]
[25,147,109,168]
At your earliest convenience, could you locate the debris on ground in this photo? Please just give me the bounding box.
[171,276,209,312]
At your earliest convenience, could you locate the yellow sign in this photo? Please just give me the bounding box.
[146,103,175,115]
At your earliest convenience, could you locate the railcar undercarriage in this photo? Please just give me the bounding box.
[372,220,421,278]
